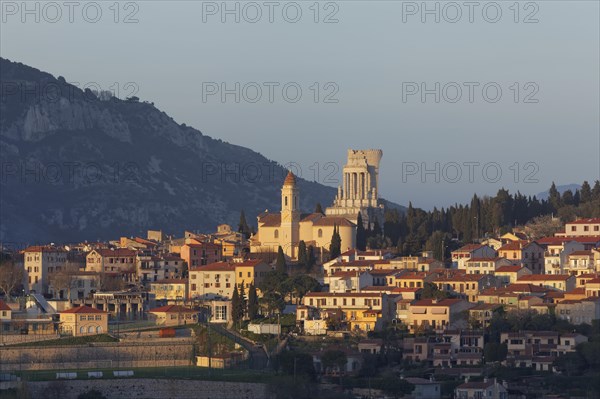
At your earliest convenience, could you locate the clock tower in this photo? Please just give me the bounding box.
[281,171,300,258]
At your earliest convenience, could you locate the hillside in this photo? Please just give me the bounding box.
[0,58,404,243]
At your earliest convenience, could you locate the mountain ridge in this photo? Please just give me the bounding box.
[0,58,404,244]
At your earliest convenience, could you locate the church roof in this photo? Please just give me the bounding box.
[313,216,356,227]
[283,171,297,186]
[258,213,281,227]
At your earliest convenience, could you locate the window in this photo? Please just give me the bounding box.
[191,284,197,291]
[274,230,279,239]
[96,326,102,333]
[80,326,85,334]
[571,226,576,232]
[285,196,288,206]
[318,229,323,238]
[88,326,94,333]
[584,226,589,232]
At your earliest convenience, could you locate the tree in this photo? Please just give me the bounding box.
[231,286,242,324]
[329,225,342,259]
[48,262,80,300]
[277,351,316,381]
[306,245,317,273]
[289,274,320,304]
[238,209,251,239]
[0,260,23,297]
[315,203,324,214]
[356,212,367,251]
[484,342,508,363]
[553,351,587,376]
[297,241,307,268]
[524,215,564,239]
[238,283,247,319]
[275,246,287,273]
[421,282,450,300]
[248,283,259,319]
[548,182,562,211]
[321,349,347,377]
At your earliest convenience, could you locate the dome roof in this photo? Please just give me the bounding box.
[283,171,297,186]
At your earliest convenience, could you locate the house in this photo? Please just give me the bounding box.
[328,271,373,293]
[565,251,596,275]
[180,240,222,268]
[585,277,600,297]
[358,339,383,354]
[432,271,494,302]
[48,271,100,301]
[22,245,68,293]
[59,306,108,336]
[465,257,512,275]
[455,378,508,399]
[312,348,363,375]
[516,274,575,292]
[537,238,584,275]
[406,299,473,333]
[189,262,236,300]
[380,253,444,272]
[555,298,600,324]
[233,258,271,292]
[148,305,197,326]
[452,244,496,270]
[404,377,441,399]
[300,292,391,333]
[468,303,503,328]
[150,279,189,303]
[558,218,600,237]
[0,300,12,320]
[392,271,436,290]
[498,242,545,274]
[493,265,532,285]
[86,248,136,274]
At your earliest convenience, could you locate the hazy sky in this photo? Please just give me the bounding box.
[2,0,599,209]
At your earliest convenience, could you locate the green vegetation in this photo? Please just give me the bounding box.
[329,225,341,259]
[77,390,107,399]
[10,334,118,347]
[192,325,236,356]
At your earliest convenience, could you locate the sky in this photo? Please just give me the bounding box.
[1,0,599,209]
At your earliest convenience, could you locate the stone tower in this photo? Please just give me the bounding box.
[281,171,300,258]
[325,149,385,229]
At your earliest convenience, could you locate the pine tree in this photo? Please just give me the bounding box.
[248,283,259,320]
[356,213,367,251]
[315,203,324,214]
[307,245,316,272]
[329,225,341,259]
[580,181,592,203]
[548,182,562,212]
[592,180,600,201]
[239,283,247,319]
[298,241,308,268]
[238,210,251,239]
[231,286,241,324]
[276,246,287,273]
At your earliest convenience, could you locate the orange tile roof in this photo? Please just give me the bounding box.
[149,305,196,313]
[61,305,106,314]
[568,218,600,224]
[0,300,11,311]
[518,275,572,281]
[495,265,525,273]
[190,262,236,272]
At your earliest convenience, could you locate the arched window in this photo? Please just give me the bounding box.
[318,229,323,238]
[285,196,288,206]
[96,326,103,333]
[274,229,279,239]
[80,326,85,334]
[88,326,94,333]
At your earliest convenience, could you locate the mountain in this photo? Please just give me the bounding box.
[536,184,582,201]
[0,58,404,244]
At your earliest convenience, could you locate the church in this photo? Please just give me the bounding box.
[249,149,384,260]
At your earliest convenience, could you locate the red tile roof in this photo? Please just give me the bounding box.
[454,244,484,252]
[0,300,11,311]
[568,218,600,225]
[190,262,236,272]
[61,305,106,314]
[411,298,464,307]
[518,275,572,282]
[312,217,355,227]
[92,248,136,257]
[495,265,526,273]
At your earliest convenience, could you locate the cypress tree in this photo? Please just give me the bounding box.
[276,246,287,273]
[231,286,241,324]
[248,283,259,320]
[238,210,251,239]
[356,213,367,251]
[298,240,308,268]
[330,225,341,259]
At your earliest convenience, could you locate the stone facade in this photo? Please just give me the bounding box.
[326,149,385,229]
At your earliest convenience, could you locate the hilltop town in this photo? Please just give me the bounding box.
[1,150,599,399]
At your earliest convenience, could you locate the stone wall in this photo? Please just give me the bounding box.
[25,379,270,399]
[0,340,194,371]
